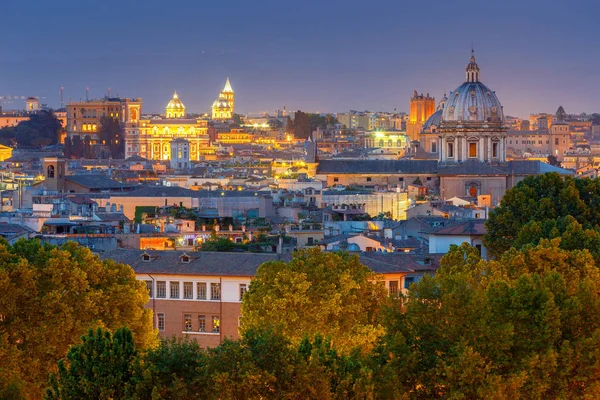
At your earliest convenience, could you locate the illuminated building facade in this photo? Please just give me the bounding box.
[364,130,410,155]
[406,91,435,141]
[211,78,235,120]
[125,92,212,161]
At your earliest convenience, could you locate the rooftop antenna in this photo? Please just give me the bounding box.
[108,87,111,98]
[60,87,64,108]
[85,87,89,102]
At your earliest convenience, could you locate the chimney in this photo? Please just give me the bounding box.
[277,236,283,254]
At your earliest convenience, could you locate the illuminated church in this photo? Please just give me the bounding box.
[124,92,213,161]
[211,78,235,120]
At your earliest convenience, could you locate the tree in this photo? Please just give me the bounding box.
[0,110,62,147]
[241,248,387,353]
[484,173,600,257]
[547,154,561,167]
[198,237,235,252]
[373,242,600,399]
[98,116,124,159]
[294,111,312,140]
[46,327,138,400]
[0,239,155,398]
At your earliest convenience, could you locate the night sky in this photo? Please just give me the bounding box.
[1,0,598,117]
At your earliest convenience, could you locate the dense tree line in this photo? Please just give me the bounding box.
[0,110,62,147]
[43,244,600,399]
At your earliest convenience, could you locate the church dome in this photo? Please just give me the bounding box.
[423,109,443,131]
[166,92,186,118]
[441,52,504,124]
[166,92,185,111]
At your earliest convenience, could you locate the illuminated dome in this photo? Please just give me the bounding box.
[441,53,504,124]
[166,91,186,118]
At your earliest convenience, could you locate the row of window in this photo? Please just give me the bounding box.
[145,280,247,301]
[332,176,433,183]
[156,313,221,333]
[508,139,564,145]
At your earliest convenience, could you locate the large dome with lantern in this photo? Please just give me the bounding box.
[441,52,504,124]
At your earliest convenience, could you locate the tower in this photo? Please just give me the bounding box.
[211,78,234,120]
[407,91,435,141]
[43,157,67,192]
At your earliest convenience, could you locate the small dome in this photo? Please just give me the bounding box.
[166,92,185,111]
[423,109,443,132]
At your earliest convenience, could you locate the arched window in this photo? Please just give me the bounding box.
[47,165,55,178]
[388,139,393,147]
[379,139,384,147]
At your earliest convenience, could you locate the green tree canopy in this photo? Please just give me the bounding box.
[46,327,138,400]
[0,239,155,398]
[0,110,62,147]
[241,248,387,353]
[374,241,600,399]
[484,173,600,257]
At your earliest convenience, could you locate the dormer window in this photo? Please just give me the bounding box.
[141,252,151,262]
[180,254,190,264]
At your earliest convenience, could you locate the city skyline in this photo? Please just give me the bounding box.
[1,0,599,117]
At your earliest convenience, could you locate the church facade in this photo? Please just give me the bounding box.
[316,52,573,207]
[124,92,212,161]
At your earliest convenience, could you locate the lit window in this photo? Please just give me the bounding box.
[157,313,165,331]
[184,314,192,331]
[170,281,180,299]
[469,143,477,158]
[212,316,220,333]
[183,282,193,299]
[156,281,166,298]
[239,284,247,301]
[198,315,206,332]
[211,283,221,300]
[197,282,207,300]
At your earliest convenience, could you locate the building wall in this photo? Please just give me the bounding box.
[109,195,194,220]
[429,234,486,258]
[138,274,248,347]
[439,176,506,206]
[318,172,438,191]
[322,191,409,220]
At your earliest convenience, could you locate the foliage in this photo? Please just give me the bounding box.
[241,248,387,353]
[373,242,600,399]
[484,173,600,257]
[0,110,62,147]
[134,206,157,224]
[0,239,156,398]
[547,154,561,167]
[198,237,236,252]
[46,327,138,400]
[98,116,125,159]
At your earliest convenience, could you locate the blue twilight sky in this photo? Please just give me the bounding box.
[0,0,598,118]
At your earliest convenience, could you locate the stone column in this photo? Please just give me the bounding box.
[462,136,467,162]
[439,136,444,162]
[487,136,492,161]
[479,137,485,162]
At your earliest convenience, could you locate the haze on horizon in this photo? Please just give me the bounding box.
[1,0,598,119]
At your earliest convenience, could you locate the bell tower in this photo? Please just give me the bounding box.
[43,157,67,192]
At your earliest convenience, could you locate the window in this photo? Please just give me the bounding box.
[158,313,165,331]
[555,138,559,145]
[431,142,437,153]
[333,177,339,183]
[170,281,180,299]
[47,165,55,178]
[366,177,372,182]
[142,253,150,262]
[156,281,166,298]
[404,276,415,289]
[145,280,153,298]
[211,283,221,300]
[389,281,399,297]
[475,244,482,256]
[181,255,190,263]
[469,142,477,158]
[198,315,206,332]
[492,142,498,158]
[399,177,404,182]
[239,284,247,301]
[447,142,454,158]
[212,316,220,333]
[184,314,192,331]
[307,237,314,245]
[183,282,193,299]
[426,177,432,181]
